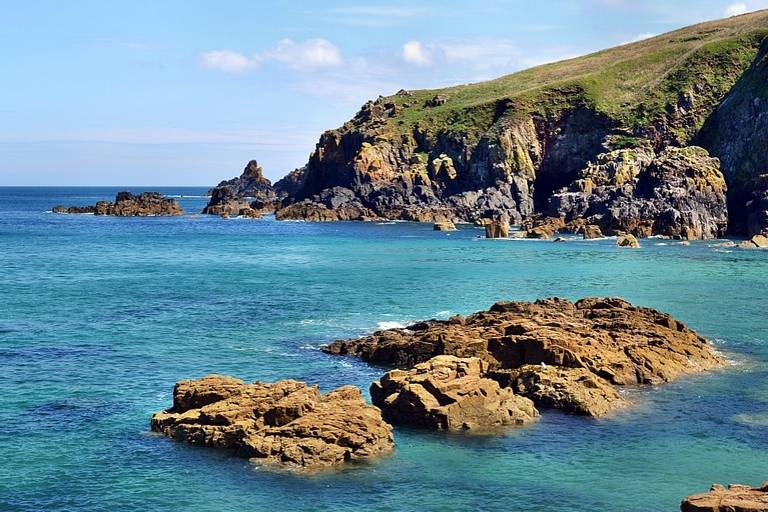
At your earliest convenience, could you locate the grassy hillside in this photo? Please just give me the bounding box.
[383,10,768,142]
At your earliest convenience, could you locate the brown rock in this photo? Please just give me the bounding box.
[433,221,457,231]
[681,482,768,511]
[494,365,626,417]
[370,356,538,430]
[617,233,640,248]
[482,211,510,238]
[740,234,768,248]
[523,217,566,239]
[324,297,722,416]
[151,375,393,470]
[582,224,603,239]
[53,192,182,217]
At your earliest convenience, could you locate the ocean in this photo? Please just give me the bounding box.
[2,186,767,511]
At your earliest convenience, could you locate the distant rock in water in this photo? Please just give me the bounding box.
[151,375,393,470]
[203,160,281,217]
[53,191,181,216]
[324,297,723,417]
[370,355,538,430]
[681,482,768,511]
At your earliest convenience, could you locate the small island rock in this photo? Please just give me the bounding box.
[151,375,394,470]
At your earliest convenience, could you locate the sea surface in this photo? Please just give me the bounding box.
[2,186,768,512]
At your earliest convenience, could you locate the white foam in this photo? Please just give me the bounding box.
[377,321,406,330]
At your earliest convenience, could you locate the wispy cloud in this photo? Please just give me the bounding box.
[325,4,432,26]
[199,38,342,73]
[725,2,749,16]
[402,41,432,66]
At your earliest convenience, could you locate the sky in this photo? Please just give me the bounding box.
[1,0,766,186]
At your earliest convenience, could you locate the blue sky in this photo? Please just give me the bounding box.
[1,0,765,185]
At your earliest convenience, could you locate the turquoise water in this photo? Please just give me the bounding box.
[2,186,768,511]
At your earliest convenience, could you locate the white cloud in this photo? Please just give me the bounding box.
[200,50,256,73]
[725,2,748,16]
[267,38,342,70]
[402,41,432,66]
[325,5,432,26]
[622,32,658,44]
[200,39,342,73]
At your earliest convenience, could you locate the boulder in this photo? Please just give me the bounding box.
[740,234,768,249]
[370,356,538,430]
[582,224,603,239]
[151,375,393,470]
[681,483,768,511]
[493,366,625,417]
[53,192,181,216]
[324,297,722,417]
[617,234,640,248]
[433,221,457,231]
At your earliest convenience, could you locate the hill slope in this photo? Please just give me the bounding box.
[211,10,768,237]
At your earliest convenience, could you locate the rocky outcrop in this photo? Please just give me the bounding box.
[548,146,728,239]
[151,375,393,470]
[200,14,768,234]
[53,192,181,216]
[681,483,768,511]
[482,210,510,238]
[324,297,723,416]
[370,356,538,430]
[204,160,281,216]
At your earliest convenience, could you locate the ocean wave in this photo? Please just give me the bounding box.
[166,194,209,198]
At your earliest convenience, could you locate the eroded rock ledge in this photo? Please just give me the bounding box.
[681,483,768,511]
[151,375,393,470]
[53,192,181,217]
[324,297,723,417]
[371,355,538,430]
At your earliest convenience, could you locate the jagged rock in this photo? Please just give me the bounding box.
[204,160,280,216]
[740,234,768,248]
[53,192,181,216]
[151,375,393,470]
[370,356,538,430]
[483,210,510,238]
[492,366,625,417]
[433,221,457,231]
[681,483,768,511]
[549,146,728,240]
[617,234,640,248]
[324,297,722,416]
[523,216,566,239]
[582,224,603,239]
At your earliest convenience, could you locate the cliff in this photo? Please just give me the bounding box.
[207,11,768,237]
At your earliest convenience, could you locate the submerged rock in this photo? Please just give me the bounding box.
[53,192,181,216]
[370,356,538,430]
[681,483,768,511]
[324,297,722,416]
[151,375,393,470]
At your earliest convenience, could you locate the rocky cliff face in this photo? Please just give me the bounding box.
[203,160,280,216]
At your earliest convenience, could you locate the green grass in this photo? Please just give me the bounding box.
[379,10,768,141]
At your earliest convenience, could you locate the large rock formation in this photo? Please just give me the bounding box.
[324,297,723,416]
[151,375,393,470]
[203,160,280,217]
[370,356,538,430]
[548,146,728,239]
[53,192,181,216]
[207,13,768,236]
[681,483,768,511]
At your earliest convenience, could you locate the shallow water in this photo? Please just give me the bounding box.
[2,186,767,511]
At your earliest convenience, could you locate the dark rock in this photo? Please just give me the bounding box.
[53,192,181,216]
